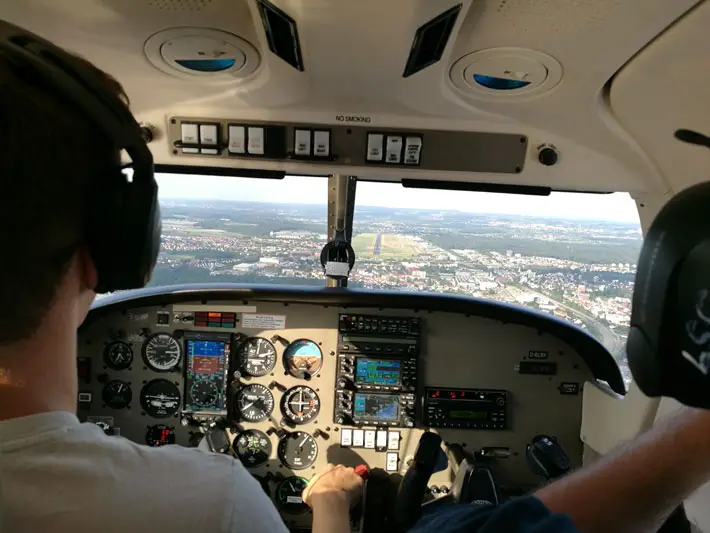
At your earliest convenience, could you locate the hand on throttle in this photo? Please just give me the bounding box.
[302,464,364,509]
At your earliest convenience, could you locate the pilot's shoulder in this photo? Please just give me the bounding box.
[60,423,287,531]
[66,421,242,479]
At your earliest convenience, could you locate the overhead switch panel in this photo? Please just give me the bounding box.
[169,117,528,174]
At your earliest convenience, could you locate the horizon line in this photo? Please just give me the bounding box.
[158,197,641,225]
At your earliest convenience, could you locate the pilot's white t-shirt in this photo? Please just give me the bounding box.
[0,411,289,532]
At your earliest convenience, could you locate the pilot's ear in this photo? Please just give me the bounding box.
[78,247,99,292]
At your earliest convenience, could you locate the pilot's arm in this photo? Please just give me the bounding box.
[410,406,710,533]
[303,464,364,533]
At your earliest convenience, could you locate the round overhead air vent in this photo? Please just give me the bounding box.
[144,28,260,82]
[450,48,562,100]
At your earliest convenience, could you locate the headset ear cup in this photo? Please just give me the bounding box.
[630,182,710,407]
[87,171,128,293]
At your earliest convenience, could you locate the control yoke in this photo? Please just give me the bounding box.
[394,432,443,530]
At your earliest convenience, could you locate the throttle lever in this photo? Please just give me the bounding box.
[526,435,570,480]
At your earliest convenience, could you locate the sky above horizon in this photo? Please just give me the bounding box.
[156,173,641,224]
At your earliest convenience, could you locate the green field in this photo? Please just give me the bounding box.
[352,233,422,259]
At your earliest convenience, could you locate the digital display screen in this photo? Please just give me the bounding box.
[355,358,401,386]
[353,393,399,421]
[184,339,229,413]
[427,388,473,400]
[449,410,488,420]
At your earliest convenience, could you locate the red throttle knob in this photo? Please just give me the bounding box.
[354,464,370,480]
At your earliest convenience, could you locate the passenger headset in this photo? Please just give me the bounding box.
[627,129,710,408]
[0,20,161,293]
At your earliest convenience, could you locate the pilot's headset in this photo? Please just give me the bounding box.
[627,129,710,408]
[0,20,161,293]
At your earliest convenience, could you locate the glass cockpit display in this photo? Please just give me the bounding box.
[353,393,400,421]
[183,332,231,414]
[355,358,401,386]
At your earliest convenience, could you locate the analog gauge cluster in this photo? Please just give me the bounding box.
[236,337,323,380]
[231,336,324,475]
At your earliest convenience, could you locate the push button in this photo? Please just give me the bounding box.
[404,136,422,165]
[340,428,353,447]
[313,130,330,157]
[199,124,219,155]
[180,123,199,154]
[366,134,384,161]
[228,125,246,154]
[247,127,265,155]
[294,129,312,156]
[364,430,376,449]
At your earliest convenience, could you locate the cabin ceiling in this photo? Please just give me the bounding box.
[4,0,710,195]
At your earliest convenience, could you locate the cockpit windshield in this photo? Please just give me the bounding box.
[148,173,641,387]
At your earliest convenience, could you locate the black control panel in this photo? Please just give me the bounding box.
[424,387,508,430]
[334,314,421,428]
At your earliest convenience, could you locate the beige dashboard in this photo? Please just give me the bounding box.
[76,286,621,530]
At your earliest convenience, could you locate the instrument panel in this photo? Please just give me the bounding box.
[76,288,617,530]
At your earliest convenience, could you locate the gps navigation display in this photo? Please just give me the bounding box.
[355,358,401,386]
[353,393,400,421]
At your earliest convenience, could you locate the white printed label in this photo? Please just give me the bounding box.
[287,496,303,504]
[364,430,376,449]
[386,452,399,472]
[325,261,350,277]
[340,428,353,447]
[353,430,364,447]
[241,313,287,329]
[128,312,149,322]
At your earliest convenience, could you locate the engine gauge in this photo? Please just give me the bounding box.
[104,341,133,370]
[102,380,132,409]
[281,386,320,425]
[276,476,309,514]
[277,431,318,470]
[140,379,181,418]
[238,337,277,377]
[143,333,181,372]
[233,429,272,468]
[283,339,323,379]
[145,424,175,447]
[235,383,275,422]
[189,380,218,408]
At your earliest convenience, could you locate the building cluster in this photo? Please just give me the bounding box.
[157,220,637,385]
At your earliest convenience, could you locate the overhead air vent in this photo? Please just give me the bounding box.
[403,4,462,78]
[144,28,260,82]
[450,48,563,100]
[257,0,304,72]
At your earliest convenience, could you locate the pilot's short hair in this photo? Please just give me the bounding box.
[0,46,128,343]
